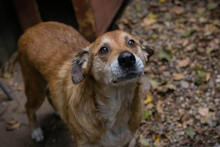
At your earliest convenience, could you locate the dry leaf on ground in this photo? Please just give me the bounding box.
[144,93,153,104]
[6,120,20,131]
[178,58,190,67]
[142,17,157,28]
[156,100,164,114]
[171,7,185,15]
[173,73,185,80]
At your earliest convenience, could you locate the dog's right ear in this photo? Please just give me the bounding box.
[71,47,90,84]
[140,39,154,63]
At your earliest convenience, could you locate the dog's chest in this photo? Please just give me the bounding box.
[96,87,135,146]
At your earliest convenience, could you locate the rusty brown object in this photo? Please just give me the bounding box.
[14,0,41,31]
[72,0,124,41]
[71,0,96,41]
[91,0,124,36]
[14,0,123,40]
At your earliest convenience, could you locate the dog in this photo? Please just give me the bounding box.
[18,21,153,147]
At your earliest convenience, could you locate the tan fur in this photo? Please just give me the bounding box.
[18,21,150,147]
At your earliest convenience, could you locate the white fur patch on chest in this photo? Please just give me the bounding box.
[96,86,135,146]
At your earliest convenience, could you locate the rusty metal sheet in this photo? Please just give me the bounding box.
[72,0,124,41]
[91,0,124,36]
[72,0,96,41]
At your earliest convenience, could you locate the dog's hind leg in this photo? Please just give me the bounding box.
[19,56,47,142]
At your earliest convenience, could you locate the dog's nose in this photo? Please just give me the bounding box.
[118,51,136,69]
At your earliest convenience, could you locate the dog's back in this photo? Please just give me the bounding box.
[18,22,89,142]
[18,21,89,81]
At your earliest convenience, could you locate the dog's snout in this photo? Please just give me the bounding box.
[118,51,136,69]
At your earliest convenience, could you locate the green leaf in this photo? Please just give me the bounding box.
[135,5,142,12]
[194,66,207,86]
[207,2,217,10]
[181,30,196,38]
[149,79,160,89]
[143,110,152,119]
[157,48,172,61]
[148,13,157,19]
[165,82,176,90]
[152,34,158,39]
[185,126,195,139]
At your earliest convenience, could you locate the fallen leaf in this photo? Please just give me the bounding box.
[148,13,157,19]
[194,66,207,86]
[152,34,158,39]
[198,107,209,116]
[143,110,152,119]
[144,93,152,104]
[156,100,163,114]
[135,5,142,12]
[173,73,184,80]
[6,120,20,131]
[149,79,160,89]
[142,17,157,28]
[186,44,195,51]
[197,7,205,15]
[182,39,189,47]
[6,120,17,125]
[207,2,217,10]
[206,72,211,81]
[172,7,185,15]
[178,58,190,67]
[199,17,208,23]
[183,119,194,128]
[181,30,196,38]
[164,82,176,90]
[181,81,189,88]
[157,48,172,61]
[185,126,195,139]
[158,65,167,72]
[152,134,160,143]
[144,66,151,72]
[157,82,176,93]
[139,135,149,146]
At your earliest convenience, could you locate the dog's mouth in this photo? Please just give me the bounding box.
[112,71,143,84]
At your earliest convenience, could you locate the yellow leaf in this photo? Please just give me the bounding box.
[144,93,152,104]
[155,137,160,143]
[160,0,166,3]
[152,135,160,142]
[148,13,157,19]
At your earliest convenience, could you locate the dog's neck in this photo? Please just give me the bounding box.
[94,82,137,128]
[93,82,137,146]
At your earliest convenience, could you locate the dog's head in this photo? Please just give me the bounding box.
[71,30,153,85]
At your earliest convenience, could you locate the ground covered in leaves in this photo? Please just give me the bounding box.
[116,0,220,146]
[0,0,219,147]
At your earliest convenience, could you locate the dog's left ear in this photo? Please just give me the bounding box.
[140,40,154,63]
[71,47,91,84]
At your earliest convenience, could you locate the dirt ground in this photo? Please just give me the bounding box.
[0,0,220,147]
[0,65,73,147]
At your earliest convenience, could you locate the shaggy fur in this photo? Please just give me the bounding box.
[18,21,152,147]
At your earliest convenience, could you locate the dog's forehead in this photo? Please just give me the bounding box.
[98,31,132,44]
[96,30,133,45]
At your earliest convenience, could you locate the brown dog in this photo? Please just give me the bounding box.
[18,21,153,147]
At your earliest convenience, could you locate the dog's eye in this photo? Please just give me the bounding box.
[99,47,109,54]
[127,39,136,47]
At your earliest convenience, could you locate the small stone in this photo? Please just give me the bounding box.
[181,81,189,88]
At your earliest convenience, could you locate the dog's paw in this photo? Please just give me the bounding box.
[31,127,44,142]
